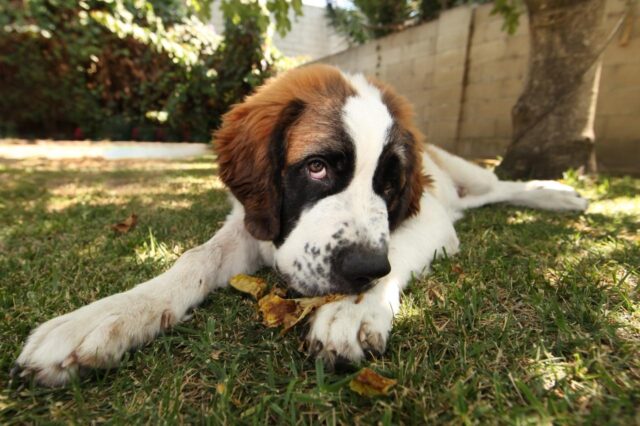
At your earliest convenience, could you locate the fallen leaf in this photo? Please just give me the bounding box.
[210,350,223,360]
[216,383,226,394]
[111,213,137,234]
[229,274,345,334]
[229,274,268,299]
[258,292,298,328]
[349,368,397,397]
[451,264,464,275]
[258,291,345,334]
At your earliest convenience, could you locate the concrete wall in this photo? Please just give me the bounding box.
[319,0,640,174]
[595,0,640,173]
[272,5,348,60]
[210,4,347,61]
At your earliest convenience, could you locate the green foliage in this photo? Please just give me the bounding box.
[326,0,518,45]
[326,0,420,44]
[491,0,523,34]
[326,0,471,44]
[0,0,301,142]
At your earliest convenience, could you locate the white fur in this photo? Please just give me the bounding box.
[14,72,589,385]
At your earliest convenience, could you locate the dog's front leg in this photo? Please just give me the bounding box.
[306,279,400,367]
[13,205,262,386]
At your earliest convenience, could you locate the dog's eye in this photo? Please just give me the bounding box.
[383,184,394,197]
[307,158,327,180]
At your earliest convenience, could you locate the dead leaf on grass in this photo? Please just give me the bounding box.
[349,368,397,397]
[228,274,345,334]
[111,213,138,234]
[257,292,298,328]
[258,292,346,334]
[229,274,268,299]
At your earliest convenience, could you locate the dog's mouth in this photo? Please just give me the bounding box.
[281,272,377,298]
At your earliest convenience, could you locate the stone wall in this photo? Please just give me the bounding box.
[319,0,640,174]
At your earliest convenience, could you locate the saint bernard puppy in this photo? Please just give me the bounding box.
[13,64,588,386]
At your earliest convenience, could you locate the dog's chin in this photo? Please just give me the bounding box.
[284,274,376,298]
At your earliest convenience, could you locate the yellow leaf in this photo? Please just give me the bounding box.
[216,383,226,394]
[257,292,298,328]
[349,368,397,397]
[257,291,345,334]
[229,274,268,299]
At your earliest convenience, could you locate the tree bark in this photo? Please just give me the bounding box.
[496,0,605,180]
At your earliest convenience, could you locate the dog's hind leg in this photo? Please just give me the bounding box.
[13,200,263,387]
[426,145,588,212]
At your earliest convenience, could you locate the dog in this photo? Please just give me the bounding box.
[13,64,588,386]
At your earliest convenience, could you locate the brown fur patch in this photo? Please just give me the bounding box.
[214,65,355,240]
[160,309,175,330]
[284,80,355,164]
[108,321,122,340]
[76,353,98,368]
[60,351,78,369]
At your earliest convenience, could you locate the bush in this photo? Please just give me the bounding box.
[0,0,299,142]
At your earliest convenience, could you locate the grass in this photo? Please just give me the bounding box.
[0,156,638,424]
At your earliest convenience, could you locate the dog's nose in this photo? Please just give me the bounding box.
[334,246,391,290]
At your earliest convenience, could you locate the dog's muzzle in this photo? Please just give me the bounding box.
[331,244,391,293]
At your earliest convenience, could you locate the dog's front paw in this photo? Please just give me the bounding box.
[12,293,175,386]
[306,294,393,368]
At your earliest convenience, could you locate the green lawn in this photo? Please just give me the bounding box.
[1,156,638,424]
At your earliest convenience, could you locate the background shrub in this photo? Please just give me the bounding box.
[0,0,300,142]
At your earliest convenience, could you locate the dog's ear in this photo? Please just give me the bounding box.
[215,95,305,241]
[382,126,427,230]
[404,132,427,219]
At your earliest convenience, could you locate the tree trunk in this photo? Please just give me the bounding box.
[496,0,605,180]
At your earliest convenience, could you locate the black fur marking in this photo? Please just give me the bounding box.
[373,123,417,230]
[267,99,307,243]
[331,228,345,239]
[275,127,356,246]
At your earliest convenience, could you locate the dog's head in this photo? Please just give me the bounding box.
[215,64,426,296]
